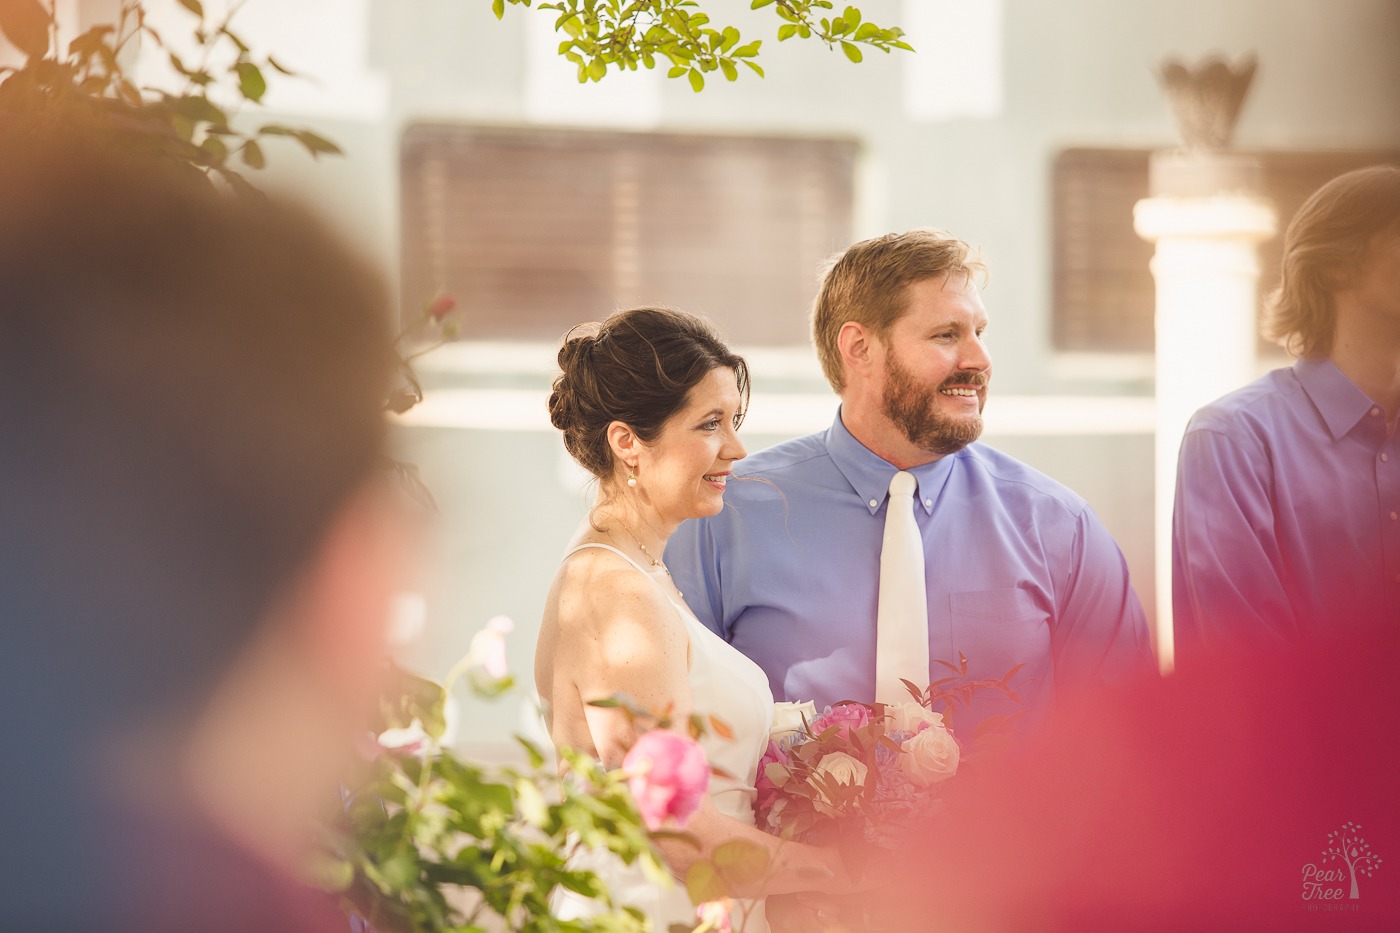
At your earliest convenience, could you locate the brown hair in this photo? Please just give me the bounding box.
[1264,164,1400,357]
[548,307,749,479]
[811,229,987,393]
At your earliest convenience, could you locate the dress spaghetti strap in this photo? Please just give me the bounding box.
[564,542,654,579]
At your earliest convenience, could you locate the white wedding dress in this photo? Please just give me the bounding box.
[551,543,773,933]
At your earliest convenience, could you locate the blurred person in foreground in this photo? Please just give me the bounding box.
[0,119,408,930]
[1173,165,1400,657]
[889,628,1400,931]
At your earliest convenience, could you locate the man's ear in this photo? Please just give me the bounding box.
[606,420,639,472]
[838,321,879,382]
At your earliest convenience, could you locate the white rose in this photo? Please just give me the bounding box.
[886,701,944,735]
[900,724,960,786]
[770,700,816,749]
[764,797,788,832]
[811,751,868,814]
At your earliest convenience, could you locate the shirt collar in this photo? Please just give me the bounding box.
[1295,357,1382,441]
[824,407,958,516]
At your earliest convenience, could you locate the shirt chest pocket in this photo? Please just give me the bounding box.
[946,588,1051,683]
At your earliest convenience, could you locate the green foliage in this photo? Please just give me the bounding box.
[492,0,911,90]
[0,1,340,191]
[331,663,669,932]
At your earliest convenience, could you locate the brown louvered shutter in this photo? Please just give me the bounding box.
[400,125,857,345]
[1051,147,1400,353]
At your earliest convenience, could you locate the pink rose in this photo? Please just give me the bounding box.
[808,702,871,740]
[622,730,709,830]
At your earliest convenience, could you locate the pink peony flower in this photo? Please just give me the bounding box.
[808,702,871,740]
[622,730,709,830]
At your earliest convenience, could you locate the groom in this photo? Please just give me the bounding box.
[667,229,1152,724]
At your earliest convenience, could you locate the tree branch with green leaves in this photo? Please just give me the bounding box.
[492,0,911,91]
[0,0,339,193]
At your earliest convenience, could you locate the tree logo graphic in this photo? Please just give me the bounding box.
[1319,822,1383,900]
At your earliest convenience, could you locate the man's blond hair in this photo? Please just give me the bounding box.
[811,229,987,393]
[1264,165,1400,358]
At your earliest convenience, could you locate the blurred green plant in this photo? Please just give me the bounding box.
[493,0,912,90]
[329,656,663,933]
[0,0,339,193]
[327,642,780,933]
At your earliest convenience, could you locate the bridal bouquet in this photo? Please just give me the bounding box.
[754,657,1022,853]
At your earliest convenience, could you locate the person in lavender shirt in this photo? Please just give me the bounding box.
[666,229,1153,724]
[1173,166,1400,656]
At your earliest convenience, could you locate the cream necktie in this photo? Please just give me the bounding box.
[875,470,930,705]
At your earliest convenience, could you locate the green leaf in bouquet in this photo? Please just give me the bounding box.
[303,850,356,893]
[763,761,791,787]
[684,860,728,904]
[516,735,547,769]
[514,777,549,827]
[712,839,769,887]
[468,669,516,698]
[379,666,448,736]
[347,794,392,830]
[375,848,424,892]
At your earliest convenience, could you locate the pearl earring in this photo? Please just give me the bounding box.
[626,472,638,488]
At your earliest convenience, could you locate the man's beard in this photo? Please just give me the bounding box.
[881,353,988,456]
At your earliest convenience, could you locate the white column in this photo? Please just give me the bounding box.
[1134,195,1275,674]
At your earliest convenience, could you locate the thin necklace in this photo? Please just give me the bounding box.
[615,521,667,574]
[614,521,682,596]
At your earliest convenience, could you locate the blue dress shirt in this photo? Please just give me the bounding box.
[1173,358,1400,652]
[666,411,1153,722]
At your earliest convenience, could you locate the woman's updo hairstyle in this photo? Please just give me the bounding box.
[548,307,749,479]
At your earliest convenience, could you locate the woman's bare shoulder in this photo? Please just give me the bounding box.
[551,545,672,632]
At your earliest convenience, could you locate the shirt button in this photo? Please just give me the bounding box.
[869,498,879,508]
[1383,453,1391,463]
[1372,408,1383,417]
[924,498,932,507]
[1392,512,1399,521]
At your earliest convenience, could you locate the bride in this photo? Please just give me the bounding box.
[535,308,848,931]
